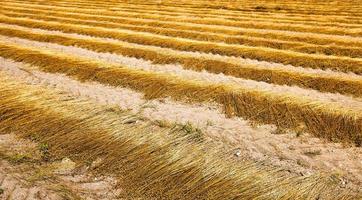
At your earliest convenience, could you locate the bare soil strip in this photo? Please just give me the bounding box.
[0,134,121,200]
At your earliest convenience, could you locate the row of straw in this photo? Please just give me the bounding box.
[165,0,362,17]
[3,5,362,58]
[0,26,360,97]
[3,1,362,49]
[2,2,361,37]
[7,0,362,27]
[1,14,362,75]
[0,42,360,145]
[0,72,357,199]
[14,0,361,21]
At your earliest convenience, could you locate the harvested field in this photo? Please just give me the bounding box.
[0,0,361,199]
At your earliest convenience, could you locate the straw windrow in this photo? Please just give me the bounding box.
[2,1,362,37]
[5,0,362,29]
[0,42,361,145]
[0,15,362,74]
[1,0,362,197]
[0,26,361,97]
[6,0,362,25]
[0,72,356,199]
[4,3,362,47]
[2,5,362,58]
[10,0,362,17]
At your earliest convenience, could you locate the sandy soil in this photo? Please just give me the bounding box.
[0,58,361,193]
[0,133,123,200]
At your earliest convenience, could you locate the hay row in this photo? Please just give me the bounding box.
[1,15,362,74]
[6,1,362,48]
[143,0,362,17]
[8,0,362,26]
[3,56,362,187]
[141,0,362,10]
[85,1,362,26]
[3,6,362,58]
[3,1,362,36]
[65,0,362,19]
[85,6,362,28]
[144,3,362,22]
[191,2,362,15]
[7,34,362,107]
[70,8,349,38]
[3,2,362,38]
[0,42,361,145]
[82,1,362,26]
[4,7,362,50]
[1,1,351,36]
[105,8,362,29]
[0,25,361,97]
[5,0,362,29]
[0,10,331,56]
[219,3,362,17]
[0,72,355,199]
[12,0,362,21]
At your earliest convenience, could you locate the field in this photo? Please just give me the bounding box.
[0,0,361,199]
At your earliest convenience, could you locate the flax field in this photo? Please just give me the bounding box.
[0,0,361,199]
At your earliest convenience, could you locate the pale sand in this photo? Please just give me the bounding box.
[0,133,121,200]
